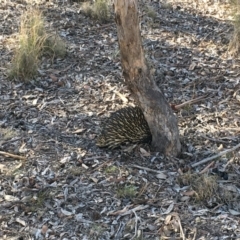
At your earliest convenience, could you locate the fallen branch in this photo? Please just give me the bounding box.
[191,142,240,167]
[120,205,149,216]
[199,161,215,174]
[131,164,166,174]
[0,151,26,161]
[171,94,210,111]
[108,204,149,216]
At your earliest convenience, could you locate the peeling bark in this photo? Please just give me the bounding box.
[114,0,181,156]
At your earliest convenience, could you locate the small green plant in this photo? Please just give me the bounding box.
[43,35,66,58]
[69,167,84,176]
[81,0,111,23]
[29,189,52,211]
[116,185,137,198]
[146,6,157,20]
[104,165,118,174]
[182,104,193,113]
[0,128,18,140]
[89,224,104,238]
[161,2,172,9]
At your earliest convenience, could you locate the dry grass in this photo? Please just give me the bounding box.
[191,174,218,201]
[81,1,93,17]
[0,127,18,140]
[43,34,66,59]
[146,5,157,20]
[179,173,218,201]
[9,9,45,80]
[9,9,66,81]
[178,172,233,203]
[81,0,111,23]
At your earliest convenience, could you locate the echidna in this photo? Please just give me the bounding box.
[96,107,152,149]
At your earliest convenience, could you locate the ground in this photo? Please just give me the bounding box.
[0,0,240,239]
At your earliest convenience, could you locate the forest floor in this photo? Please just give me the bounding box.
[0,0,240,239]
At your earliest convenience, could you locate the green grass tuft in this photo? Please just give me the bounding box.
[146,6,157,20]
[116,185,137,198]
[9,9,66,81]
[43,35,66,58]
[9,9,46,81]
[81,0,111,23]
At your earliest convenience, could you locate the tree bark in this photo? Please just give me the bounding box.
[114,0,181,156]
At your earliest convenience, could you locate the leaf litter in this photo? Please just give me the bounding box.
[0,0,240,239]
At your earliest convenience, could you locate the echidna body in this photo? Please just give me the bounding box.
[96,107,152,149]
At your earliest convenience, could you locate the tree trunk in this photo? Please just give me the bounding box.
[114,0,181,156]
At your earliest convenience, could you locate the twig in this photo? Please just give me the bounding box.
[191,143,240,167]
[220,127,240,132]
[121,205,149,216]
[199,161,215,174]
[0,151,26,161]
[171,94,210,111]
[108,205,149,216]
[1,137,22,145]
[90,158,115,173]
[200,135,229,144]
[131,164,166,174]
[177,216,185,240]
[108,204,134,216]
[84,156,107,161]
[115,222,125,239]
[131,210,140,240]
[223,157,235,170]
[137,182,149,198]
[210,203,224,212]
[192,227,197,240]
[170,213,185,240]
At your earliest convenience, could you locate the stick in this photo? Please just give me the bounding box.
[90,158,116,173]
[199,161,215,174]
[108,204,134,216]
[121,205,149,216]
[131,164,166,174]
[131,210,140,240]
[108,205,149,216]
[0,151,26,161]
[177,217,185,240]
[171,94,210,111]
[191,143,240,167]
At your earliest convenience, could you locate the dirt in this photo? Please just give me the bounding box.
[0,0,240,239]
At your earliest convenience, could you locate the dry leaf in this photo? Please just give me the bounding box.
[139,147,150,157]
